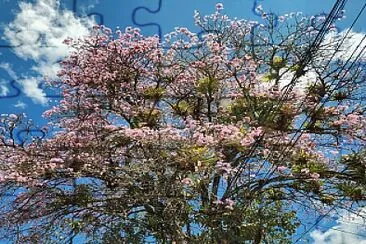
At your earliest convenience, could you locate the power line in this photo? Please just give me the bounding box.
[295,224,366,242]
[317,225,366,238]
[260,1,366,179]
[288,193,366,242]
[225,9,366,242]
[224,0,350,199]
[292,95,365,241]
[265,33,366,179]
[294,196,346,243]
[251,2,366,187]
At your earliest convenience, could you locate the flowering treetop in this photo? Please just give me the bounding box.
[0,4,365,243]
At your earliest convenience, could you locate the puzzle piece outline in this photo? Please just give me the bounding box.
[72,0,104,25]
[16,128,46,144]
[0,0,348,104]
[132,0,162,39]
[0,80,21,99]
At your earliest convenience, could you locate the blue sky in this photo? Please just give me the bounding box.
[0,0,365,243]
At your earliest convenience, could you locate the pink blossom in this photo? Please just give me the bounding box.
[213,198,235,210]
[243,116,251,123]
[213,200,223,205]
[104,124,119,131]
[62,37,73,45]
[250,127,263,138]
[50,158,64,164]
[215,161,232,174]
[240,137,255,147]
[346,114,359,126]
[48,163,57,170]
[278,16,286,22]
[310,173,320,179]
[181,178,194,186]
[215,3,224,11]
[332,119,344,126]
[224,199,235,210]
[277,166,287,172]
[0,6,363,238]
[9,114,18,120]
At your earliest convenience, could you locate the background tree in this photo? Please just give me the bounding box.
[0,4,365,243]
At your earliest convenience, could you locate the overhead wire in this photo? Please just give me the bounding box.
[293,197,346,243]
[316,225,366,238]
[231,0,365,197]
[262,32,366,182]
[223,0,349,199]
[257,0,366,182]
[223,8,366,241]
[290,43,366,238]
[287,187,366,242]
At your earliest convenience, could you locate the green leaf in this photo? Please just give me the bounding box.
[196,77,219,94]
[272,56,286,69]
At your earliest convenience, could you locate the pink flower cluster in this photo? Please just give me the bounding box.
[213,198,235,210]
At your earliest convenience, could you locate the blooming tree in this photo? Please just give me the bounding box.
[0,4,365,243]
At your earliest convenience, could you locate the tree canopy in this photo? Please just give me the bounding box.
[0,4,365,243]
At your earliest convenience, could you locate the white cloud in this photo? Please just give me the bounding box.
[18,77,47,104]
[31,61,63,80]
[323,29,366,62]
[0,80,9,96]
[310,207,366,244]
[4,0,94,66]
[14,100,27,109]
[78,0,100,13]
[0,62,46,104]
[0,62,19,80]
[2,0,95,103]
[271,30,366,96]
[280,68,317,93]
